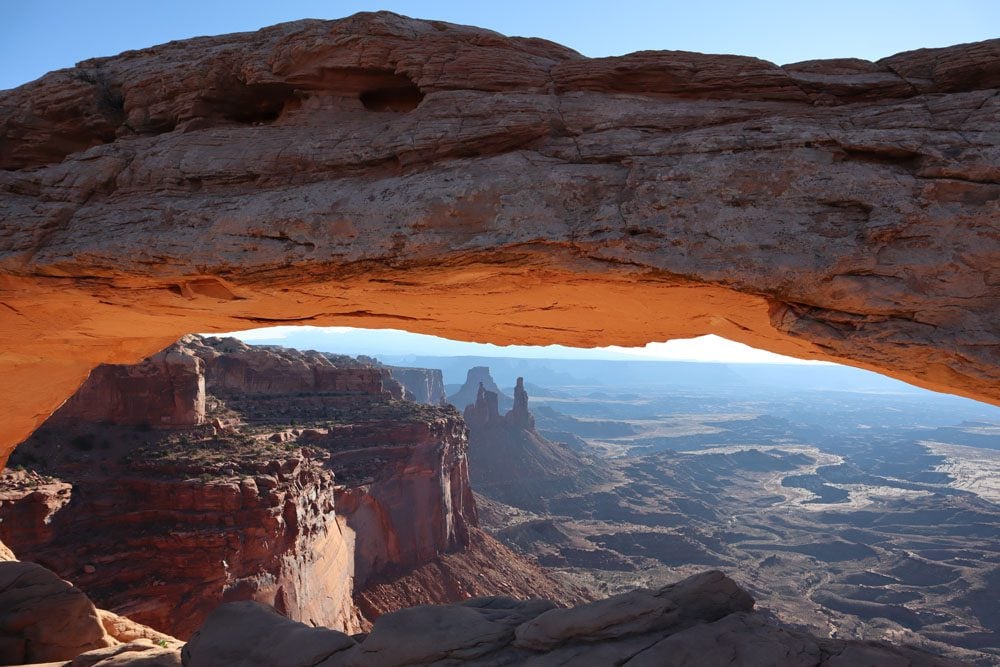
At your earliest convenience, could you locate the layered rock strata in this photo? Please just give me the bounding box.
[0,337,582,639]
[1,450,359,639]
[186,336,405,401]
[53,345,206,429]
[1,14,999,463]
[354,527,591,622]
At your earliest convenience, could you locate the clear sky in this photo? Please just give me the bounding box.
[224,327,831,365]
[6,2,995,364]
[3,0,999,89]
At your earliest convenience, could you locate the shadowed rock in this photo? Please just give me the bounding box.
[182,601,356,667]
[0,560,112,663]
[180,571,971,666]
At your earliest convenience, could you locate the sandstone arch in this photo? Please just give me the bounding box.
[1,12,998,466]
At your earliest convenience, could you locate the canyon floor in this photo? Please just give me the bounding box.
[444,362,1000,666]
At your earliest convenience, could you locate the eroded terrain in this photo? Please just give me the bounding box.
[472,374,1000,665]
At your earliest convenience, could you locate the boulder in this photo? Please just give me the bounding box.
[514,570,754,650]
[0,561,112,664]
[72,640,182,667]
[181,601,355,667]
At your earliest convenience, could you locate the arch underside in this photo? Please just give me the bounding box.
[0,13,997,464]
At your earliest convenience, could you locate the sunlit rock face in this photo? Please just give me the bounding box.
[53,345,206,429]
[0,338,437,637]
[1,444,360,639]
[0,12,997,463]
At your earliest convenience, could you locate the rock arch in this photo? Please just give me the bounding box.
[1,12,998,465]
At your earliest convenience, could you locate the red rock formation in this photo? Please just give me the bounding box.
[463,370,606,511]
[0,14,998,463]
[0,470,71,547]
[0,337,584,640]
[315,415,477,588]
[186,336,401,399]
[464,383,502,427]
[355,527,591,622]
[1,451,360,639]
[52,345,205,429]
[507,377,534,431]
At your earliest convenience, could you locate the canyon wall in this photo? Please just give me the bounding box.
[386,367,447,405]
[186,336,403,399]
[0,13,997,463]
[1,450,361,639]
[312,416,477,588]
[52,345,206,429]
[0,337,585,639]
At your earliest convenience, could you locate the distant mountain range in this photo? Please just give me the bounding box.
[377,355,929,396]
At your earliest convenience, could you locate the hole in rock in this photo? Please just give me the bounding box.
[359,83,425,112]
[281,67,424,112]
[209,82,298,125]
[3,326,998,664]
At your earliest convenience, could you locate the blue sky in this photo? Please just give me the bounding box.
[228,328,832,364]
[3,1,999,89]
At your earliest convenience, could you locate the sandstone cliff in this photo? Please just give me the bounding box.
[1,449,361,639]
[188,335,405,400]
[0,337,583,639]
[52,345,206,429]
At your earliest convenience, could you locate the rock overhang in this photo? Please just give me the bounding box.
[0,11,998,464]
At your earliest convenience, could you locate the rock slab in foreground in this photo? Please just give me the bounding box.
[181,570,970,666]
[0,561,112,664]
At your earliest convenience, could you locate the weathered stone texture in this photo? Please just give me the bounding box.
[180,571,971,666]
[0,12,997,467]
